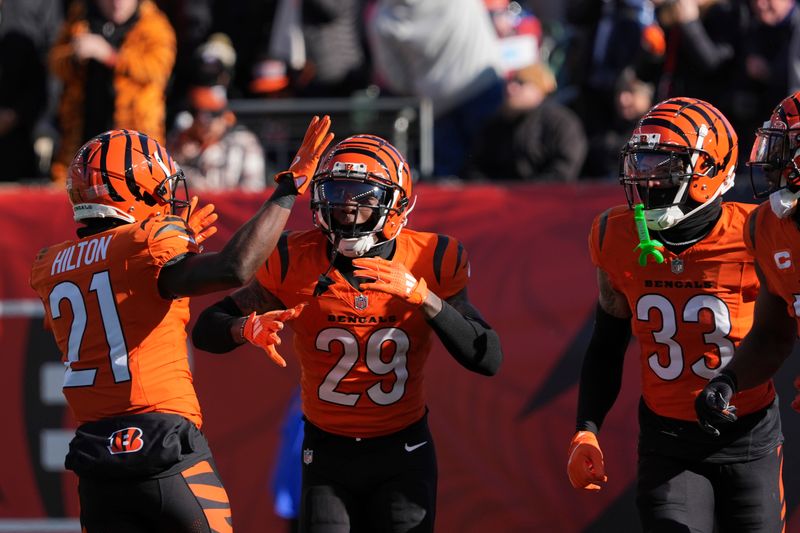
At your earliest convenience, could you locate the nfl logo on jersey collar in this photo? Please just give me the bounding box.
[354,294,368,310]
[303,448,313,465]
[670,258,684,274]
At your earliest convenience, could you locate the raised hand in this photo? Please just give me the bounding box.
[275,115,334,195]
[241,303,307,367]
[186,196,218,245]
[567,431,607,491]
[352,257,428,306]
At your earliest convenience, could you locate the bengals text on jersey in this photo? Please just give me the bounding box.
[30,215,203,426]
[255,228,470,438]
[590,202,775,421]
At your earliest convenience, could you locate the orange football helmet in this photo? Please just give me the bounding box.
[67,129,189,224]
[619,97,738,230]
[747,91,800,201]
[310,135,413,256]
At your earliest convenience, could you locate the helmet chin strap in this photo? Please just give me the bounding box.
[644,172,731,230]
[336,234,379,257]
[644,206,683,230]
[769,188,800,218]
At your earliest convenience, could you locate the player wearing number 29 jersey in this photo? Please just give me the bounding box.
[255,228,468,437]
[193,134,503,533]
[568,98,784,533]
[28,119,333,533]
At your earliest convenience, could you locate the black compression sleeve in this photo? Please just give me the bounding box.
[427,300,503,376]
[575,303,632,434]
[268,177,298,209]
[191,296,245,354]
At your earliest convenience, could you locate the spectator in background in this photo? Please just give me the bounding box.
[169,85,267,192]
[463,62,587,182]
[582,67,654,179]
[191,33,237,91]
[49,0,176,183]
[486,0,543,75]
[153,0,213,126]
[730,0,800,164]
[0,0,62,181]
[168,32,237,129]
[210,1,281,99]
[255,0,371,99]
[641,0,747,123]
[367,0,505,179]
[296,0,371,98]
[563,0,655,143]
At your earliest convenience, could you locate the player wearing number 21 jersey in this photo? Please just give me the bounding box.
[29,118,333,533]
[193,135,503,533]
[567,98,784,533]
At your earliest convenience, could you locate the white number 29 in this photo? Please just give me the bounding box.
[316,327,409,406]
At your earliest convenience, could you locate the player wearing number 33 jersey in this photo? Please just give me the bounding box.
[568,98,784,533]
[193,134,503,533]
[28,118,334,533]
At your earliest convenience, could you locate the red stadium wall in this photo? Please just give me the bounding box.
[1,184,799,533]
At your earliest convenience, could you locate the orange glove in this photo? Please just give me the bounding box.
[567,431,607,491]
[242,303,307,367]
[275,115,334,195]
[186,196,218,245]
[352,257,428,306]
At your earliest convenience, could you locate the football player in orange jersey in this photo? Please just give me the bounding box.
[192,135,503,533]
[567,98,785,532]
[29,118,333,533]
[697,91,800,446]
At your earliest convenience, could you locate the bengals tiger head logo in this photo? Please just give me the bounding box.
[107,427,145,455]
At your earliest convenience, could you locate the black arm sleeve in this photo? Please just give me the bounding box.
[191,296,245,354]
[575,303,632,434]
[427,300,503,376]
[268,176,298,208]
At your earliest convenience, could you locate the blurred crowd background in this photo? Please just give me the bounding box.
[0,0,797,189]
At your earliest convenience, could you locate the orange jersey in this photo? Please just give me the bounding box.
[745,203,800,334]
[589,203,775,420]
[256,229,469,438]
[29,215,203,426]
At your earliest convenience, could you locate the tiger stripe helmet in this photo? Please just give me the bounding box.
[619,97,738,230]
[310,134,413,246]
[67,129,189,224]
[747,91,800,198]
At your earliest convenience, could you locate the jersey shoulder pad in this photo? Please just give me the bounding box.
[405,230,470,298]
[588,205,629,267]
[257,230,322,290]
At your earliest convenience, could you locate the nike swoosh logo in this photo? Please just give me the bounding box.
[404,441,428,452]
